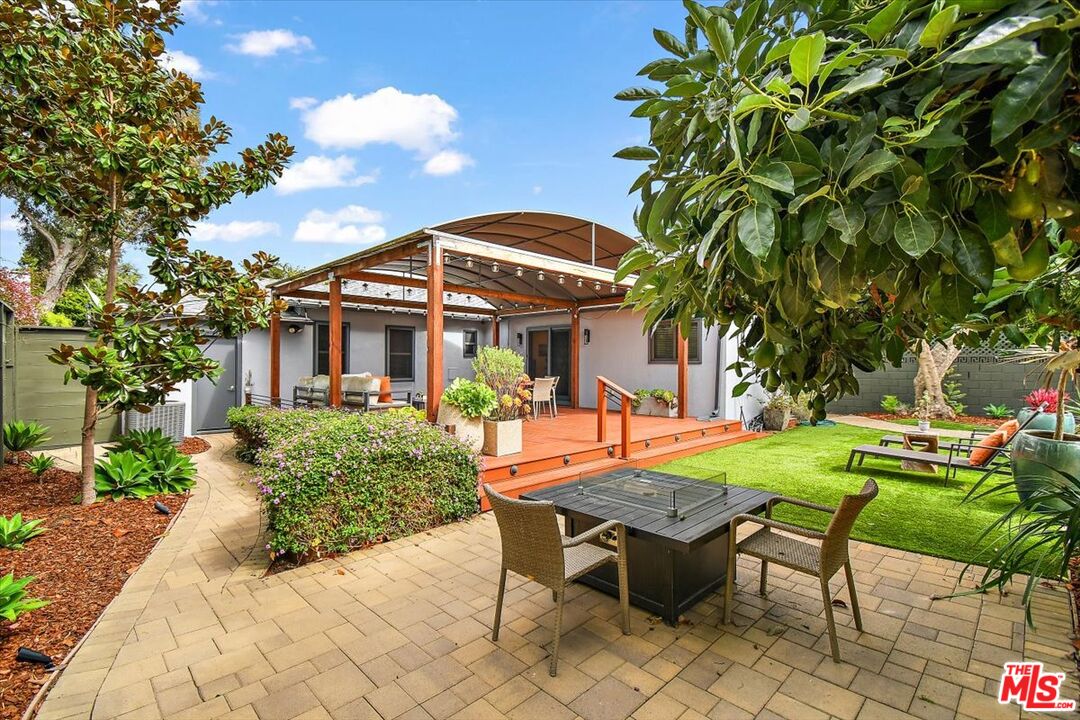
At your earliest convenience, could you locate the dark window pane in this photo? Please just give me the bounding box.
[314,322,348,375]
[386,326,414,381]
[649,319,702,364]
[463,329,478,358]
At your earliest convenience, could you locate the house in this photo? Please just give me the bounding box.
[200,211,763,497]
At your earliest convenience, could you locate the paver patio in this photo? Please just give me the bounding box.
[34,434,1077,720]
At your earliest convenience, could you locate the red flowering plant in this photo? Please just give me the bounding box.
[1024,388,1070,413]
[0,267,39,325]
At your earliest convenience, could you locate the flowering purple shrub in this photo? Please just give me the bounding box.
[230,406,480,560]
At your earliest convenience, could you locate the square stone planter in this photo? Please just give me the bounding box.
[483,419,522,457]
[634,398,678,417]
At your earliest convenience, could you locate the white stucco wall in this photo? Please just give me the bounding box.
[242,305,491,401]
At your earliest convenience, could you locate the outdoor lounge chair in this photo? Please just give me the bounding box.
[531,377,558,419]
[483,483,629,676]
[847,404,1048,484]
[293,375,329,406]
[724,479,878,663]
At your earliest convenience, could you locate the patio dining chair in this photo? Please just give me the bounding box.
[723,478,879,662]
[531,377,558,419]
[483,484,630,676]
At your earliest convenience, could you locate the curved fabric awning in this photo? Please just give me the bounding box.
[271,210,640,312]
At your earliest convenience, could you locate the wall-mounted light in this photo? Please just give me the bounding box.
[584,329,591,346]
[537,271,545,281]
[287,324,303,334]
[516,332,523,345]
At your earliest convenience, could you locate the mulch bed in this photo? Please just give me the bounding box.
[858,412,1001,428]
[177,436,210,455]
[0,463,187,720]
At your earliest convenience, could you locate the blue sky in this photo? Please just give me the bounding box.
[1,0,684,276]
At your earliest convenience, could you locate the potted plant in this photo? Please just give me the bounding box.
[632,389,678,417]
[1011,345,1080,508]
[914,393,932,432]
[437,378,496,452]
[762,392,794,432]
[1017,388,1075,435]
[473,347,531,456]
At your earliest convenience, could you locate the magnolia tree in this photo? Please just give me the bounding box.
[615,0,1080,419]
[0,0,293,502]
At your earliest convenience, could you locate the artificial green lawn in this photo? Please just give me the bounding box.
[657,423,1017,564]
[892,417,994,432]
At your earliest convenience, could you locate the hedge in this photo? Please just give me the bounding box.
[226,406,479,559]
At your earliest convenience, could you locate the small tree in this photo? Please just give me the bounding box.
[0,0,293,502]
[614,0,1080,414]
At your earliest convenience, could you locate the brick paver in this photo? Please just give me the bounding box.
[35,435,1076,719]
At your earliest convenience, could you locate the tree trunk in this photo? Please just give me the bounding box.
[913,339,962,420]
[37,240,90,312]
[79,234,123,505]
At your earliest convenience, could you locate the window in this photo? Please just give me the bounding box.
[462,328,478,358]
[386,326,415,381]
[648,319,702,364]
[313,322,349,375]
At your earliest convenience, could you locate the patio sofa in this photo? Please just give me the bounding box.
[293,374,412,412]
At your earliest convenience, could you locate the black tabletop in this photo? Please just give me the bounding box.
[522,469,776,553]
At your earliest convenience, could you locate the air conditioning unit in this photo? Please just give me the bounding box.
[123,401,186,443]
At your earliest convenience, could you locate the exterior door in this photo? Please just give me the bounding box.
[193,337,239,433]
[527,327,572,404]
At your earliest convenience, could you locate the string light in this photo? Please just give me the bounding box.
[465,257,474,268]
[558,275,565,285]
[492,262,499,273]
[576,278,583,288]
[537,271,545,281]
[611,284,617,293]
[515,267,524,277]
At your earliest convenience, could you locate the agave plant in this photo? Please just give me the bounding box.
[107,428,175,455]
[964,462,1080,624]
[2,420,51,454]
[141,446,197,494]
[0,514,46,550]
[26,453,56,480]
[0,573,48,622]
[94,451,155,501]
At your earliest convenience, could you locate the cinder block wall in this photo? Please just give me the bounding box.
[827,342,1044,415]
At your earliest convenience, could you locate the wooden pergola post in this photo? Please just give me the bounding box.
[677,324,689,419]
[492,315,500,347]
[570,308,580,408]
[269,307,281,407]
[328,276,342,407]
[426,240,444,422]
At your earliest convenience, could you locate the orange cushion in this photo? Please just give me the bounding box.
[378,376,393,403]
[969,431,1005,467]
[995,419,1020,442]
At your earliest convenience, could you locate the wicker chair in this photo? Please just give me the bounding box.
[723,479,879,662]
[483,484,630,676]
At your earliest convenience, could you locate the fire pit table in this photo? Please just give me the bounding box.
[522,468,775,625]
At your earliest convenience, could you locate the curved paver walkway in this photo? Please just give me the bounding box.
[35,435,1074,720]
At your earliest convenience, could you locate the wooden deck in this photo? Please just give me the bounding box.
[480,408,762,509]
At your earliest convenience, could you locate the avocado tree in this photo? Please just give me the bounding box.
[615,0,1080,418]
[0,0,293,502]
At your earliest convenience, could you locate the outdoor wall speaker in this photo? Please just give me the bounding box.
[583,329,591,345]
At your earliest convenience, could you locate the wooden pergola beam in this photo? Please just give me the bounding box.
[342,269,573,309]
[272,241,427,296]
[285,289,495,316]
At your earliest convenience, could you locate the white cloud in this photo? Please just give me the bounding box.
[188,220,279,243]
[532,185,543,195]
[179,0,219,24]
[298,87,458,154]
[227,29,314,58]
[161,50,210,80]
[422,150,474,176]
[289,96,317,111]
[275,155,376,195]
[293,205,386,245]
[0,213,21,233]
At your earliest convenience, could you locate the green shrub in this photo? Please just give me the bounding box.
[880,395,903,414]
[633,388,677,408]
[3,420,50,454]
[94,450,155,500]
[441,378,497,419]
[39,311,74,327]
[26,453,55,478]
[226,405,338,463]
[251,408,479,559]
[0,514,45,549]
[108,428,175,455]
[472,347,530,420]
[943,369,967,416]
[0,573,48,622]
[141,446,197,494]
[984,403,1013,419]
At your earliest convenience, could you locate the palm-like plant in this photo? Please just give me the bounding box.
[2,420,50,454]
[0,573,48,622]
[94,451,155,501]
[0,514,46,550]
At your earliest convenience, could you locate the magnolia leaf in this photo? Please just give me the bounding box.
[952,230,996,292]
[893,213,937,257]
[733,94,773,116]
[957,16,1057,56]
[748,161,795,195]
[918,6,960,49]
[786,106,811,132]
[990,52,1068,145]
[827,203,866,244]
[839,68,888,95]
[948,38,1043,65]
[863,0,907,43]
[614,146,659,161]
[847,149,900,187]
[654,28,690,58]
[789,32,826,88]
[737,203,777,259]
[789,184,831,214]
[802,202,829,245]
[615,87,661,101]
[975,193,1010,242]
[938,275,976,320]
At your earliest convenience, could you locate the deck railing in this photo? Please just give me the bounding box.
[596,376,633,459]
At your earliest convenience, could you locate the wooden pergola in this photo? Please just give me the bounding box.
[267,211,692,422]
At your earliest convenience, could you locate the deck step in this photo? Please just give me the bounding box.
[627,429,764,466]
[480,457,626,511]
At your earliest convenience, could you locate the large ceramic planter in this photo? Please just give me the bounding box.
[1011,430,1080,511]
[483,419,522,457]
[762,407,791,432]
[634,398,678,417]
[1016,407,1076,434]
[436,404,484,452]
